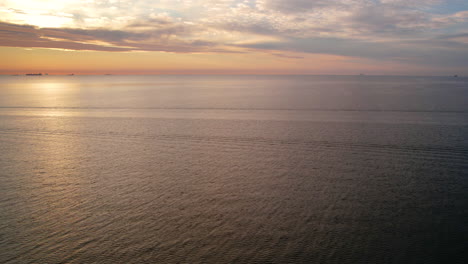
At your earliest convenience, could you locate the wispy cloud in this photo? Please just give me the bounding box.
[0,20,226,53]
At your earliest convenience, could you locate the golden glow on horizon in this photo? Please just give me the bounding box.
[0,46,460,76]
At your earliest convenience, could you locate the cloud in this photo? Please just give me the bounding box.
[348,5,431,36]
[0,22,130,51]
[0,21,226,53]
[271,53,304,59]
[257,0,355,13]
[378,0,443,7]
[238,34,468,68]
[438,32,468,40]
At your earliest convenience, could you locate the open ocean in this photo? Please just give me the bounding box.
[0,75,467,263]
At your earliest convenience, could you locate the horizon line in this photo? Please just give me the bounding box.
[0,73,465,78]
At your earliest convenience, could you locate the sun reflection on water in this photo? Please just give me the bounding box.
[19,78,81,114]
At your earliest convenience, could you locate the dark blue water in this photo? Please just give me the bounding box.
[1,75,467,263]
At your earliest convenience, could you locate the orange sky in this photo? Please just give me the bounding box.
[1,46,454,76]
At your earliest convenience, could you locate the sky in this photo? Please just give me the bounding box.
[1,0,468,75]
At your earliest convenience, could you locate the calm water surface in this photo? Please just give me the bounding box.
[0,75,467,263]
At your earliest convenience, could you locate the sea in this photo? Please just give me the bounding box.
[0,75,467,263]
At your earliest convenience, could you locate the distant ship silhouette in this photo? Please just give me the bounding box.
[25,73,42,76]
